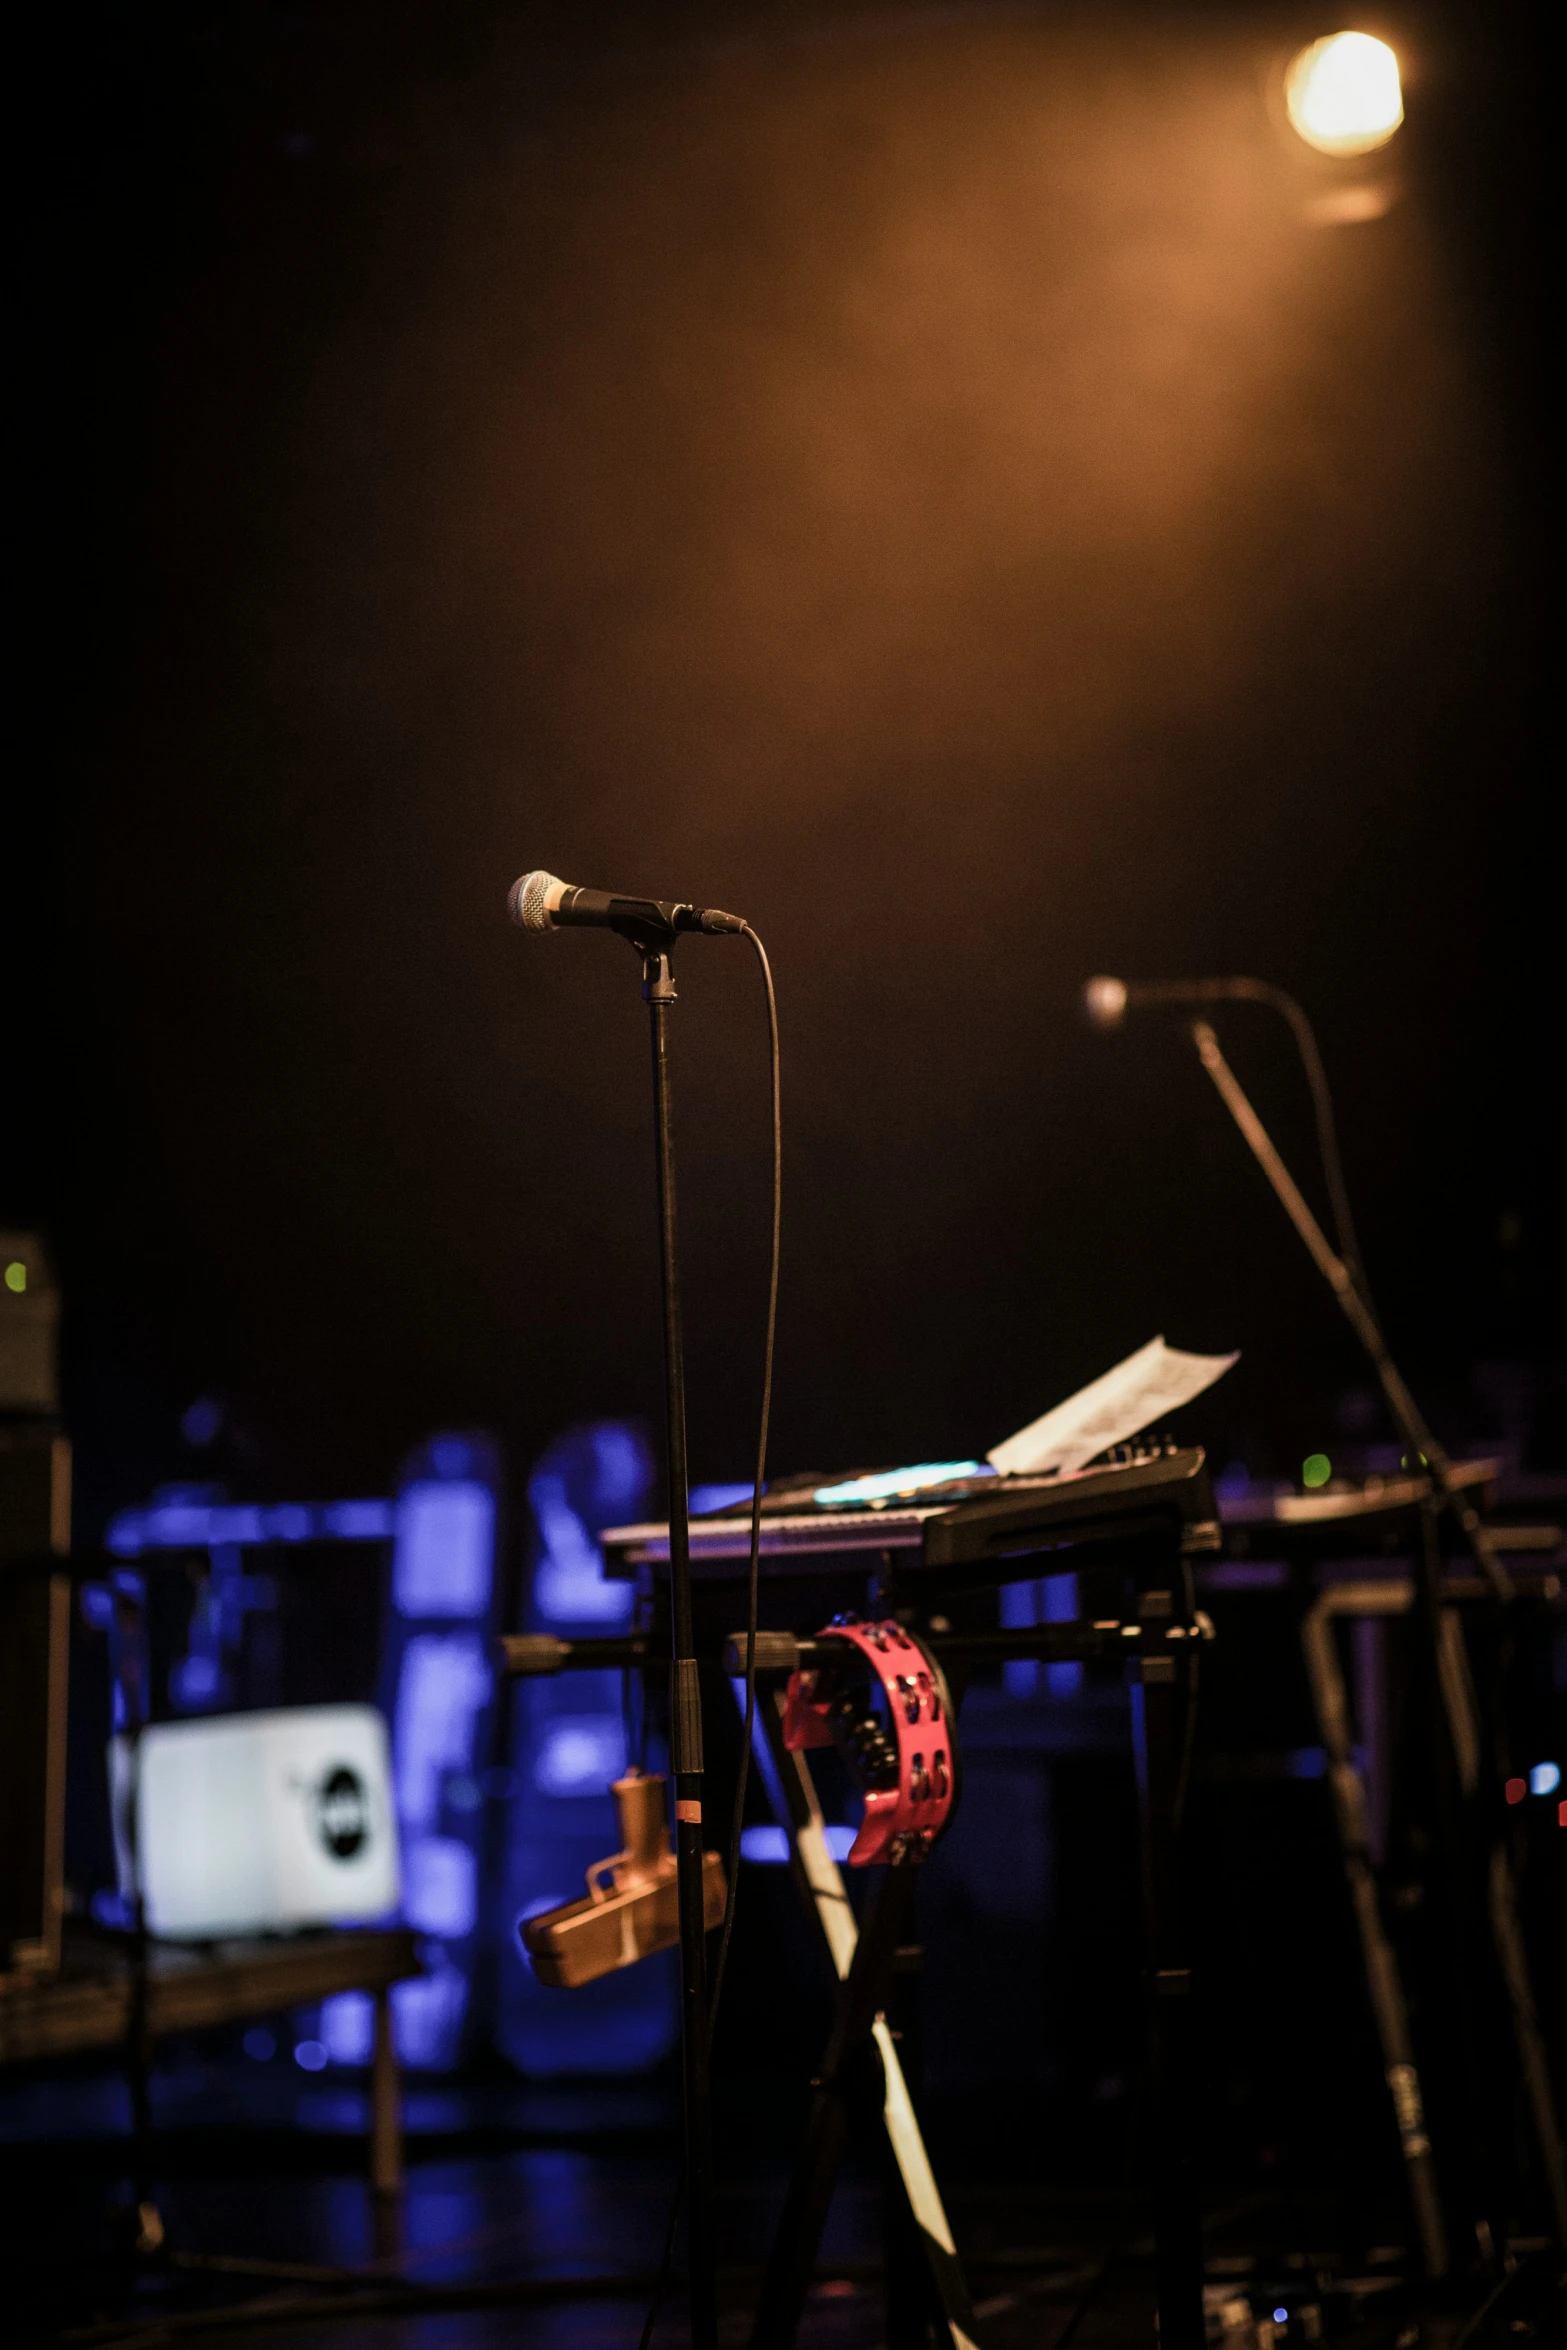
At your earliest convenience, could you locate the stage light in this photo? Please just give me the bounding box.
[1285,33,1403,157]
[4,1259,27,1292]
[1505,1777,1526,1806]
[1531,1761,1561,1797]
[1302,1453,1332,1488]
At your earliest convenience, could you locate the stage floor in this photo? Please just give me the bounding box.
[2,2063,1551,2348]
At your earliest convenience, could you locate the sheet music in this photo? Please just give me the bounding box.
[987,1335,1238,1478]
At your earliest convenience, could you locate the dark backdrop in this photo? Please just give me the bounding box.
[14,0,1556,1521]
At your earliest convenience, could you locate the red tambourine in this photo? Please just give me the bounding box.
[782,1617,959,1865]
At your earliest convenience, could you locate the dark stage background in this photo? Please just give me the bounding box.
[13,0,1557,1524]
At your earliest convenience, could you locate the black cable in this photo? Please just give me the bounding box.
[636,2166,686,2350]
[1231,977,1366,1293]
[1050,2068,1148,2350]
[1133,977,1367,1292]
[1448,2248,1558,2350]
[632,1583,653,1774]
[622,1664,637,1776]
[1049,2250,1116,2350]
[707,922,780,2035]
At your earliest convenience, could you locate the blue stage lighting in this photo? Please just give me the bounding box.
[496,1421,679,2080]
[691,1482,754,1514]
[1000,1571,1083,1699]
[532,1469,636,1623]
[393,1481,496,1618]
[535,1715,627,1798]
[379,1433,503,2070]
[740,1824,857,1864]
[317,1994,374,2066]
[403,1835,479,1938]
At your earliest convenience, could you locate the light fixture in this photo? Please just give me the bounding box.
[1285,32,1404,157]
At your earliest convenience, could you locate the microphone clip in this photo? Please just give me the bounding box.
[611,899,746,952]
[606,901,743,995]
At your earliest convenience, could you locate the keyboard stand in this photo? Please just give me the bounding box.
[742,1681,983,2350]
[731,1556,1209,2350]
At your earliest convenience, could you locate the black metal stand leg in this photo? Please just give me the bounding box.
[742,1686,983,2350]
[882,2141,935,2350]
[882,1940,932,2350]
[645,951,716,2350]
[754,1866,919,2350]
[1418,1533,1567,2249]
[1130,1643,1204,2350]
[115,1663,165,2261]
[1302,1592,1450,2276]
[753,2072,854,2350]
[124,1922,165,2257]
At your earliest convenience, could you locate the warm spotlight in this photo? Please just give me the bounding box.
[1284,32,1404,157]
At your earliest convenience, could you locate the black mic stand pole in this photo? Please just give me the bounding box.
[643,941,718,2350]
[1189,1022,1511,1601]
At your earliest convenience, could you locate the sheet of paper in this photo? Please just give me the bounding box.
[986,1336,1239,1478]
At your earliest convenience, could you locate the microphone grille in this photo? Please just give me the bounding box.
[1083,975,1129,1029]
[509,870,562,931]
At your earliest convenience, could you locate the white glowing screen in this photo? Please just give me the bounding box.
[130,1704,399,1938]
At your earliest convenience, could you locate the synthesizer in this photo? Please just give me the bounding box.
[600,1443,1219,1586]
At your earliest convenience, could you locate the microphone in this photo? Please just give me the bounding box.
[1082,974,1276,1027]
[1082,974,1130,1028]
[508,869,746,940]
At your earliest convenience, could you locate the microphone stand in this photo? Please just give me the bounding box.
[1189,1018,1567,2245]
[1189,1022,1511,1601]
[642,940,718,2350]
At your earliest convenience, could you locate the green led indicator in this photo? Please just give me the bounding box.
[1302,1453,1332,1489]
[3,1261,27,1294]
